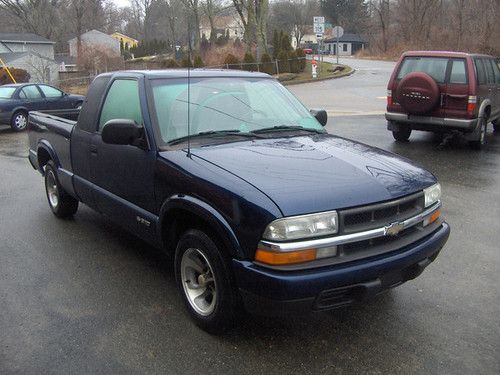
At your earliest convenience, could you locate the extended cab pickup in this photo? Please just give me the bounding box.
[29,70,450,333]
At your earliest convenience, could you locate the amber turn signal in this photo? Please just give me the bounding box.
[255,248,316,265]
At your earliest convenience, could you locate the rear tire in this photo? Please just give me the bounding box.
[44,161,78,218]
[392,125,412,142]
[10,111,28,132]
[469,117,487,150]
[175,229,238,334]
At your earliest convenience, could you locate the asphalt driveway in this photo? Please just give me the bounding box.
[1,58,499,374]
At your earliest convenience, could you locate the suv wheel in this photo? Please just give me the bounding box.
[175,229,238,334]
[392,124,412,142]
[469,117,487,150]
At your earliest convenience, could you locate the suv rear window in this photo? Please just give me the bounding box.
[397,57,449,83]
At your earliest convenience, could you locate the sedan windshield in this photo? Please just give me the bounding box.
[0,87,16,99]
[150,77,324,144]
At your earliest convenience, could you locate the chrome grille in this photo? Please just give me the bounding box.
[339,192,424,234]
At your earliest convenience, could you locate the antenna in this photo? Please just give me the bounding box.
[187,17,192,158]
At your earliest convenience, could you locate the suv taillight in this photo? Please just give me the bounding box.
[387,90,393,107]
[467,96,477,115]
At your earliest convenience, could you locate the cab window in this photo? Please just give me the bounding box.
[39,85,63,98]
[98,79,143,131]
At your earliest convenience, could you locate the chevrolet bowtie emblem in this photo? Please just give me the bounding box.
[384,222,404,236]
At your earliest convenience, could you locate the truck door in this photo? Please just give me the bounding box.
[89,77,157,239]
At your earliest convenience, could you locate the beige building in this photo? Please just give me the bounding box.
[200,15,245,41]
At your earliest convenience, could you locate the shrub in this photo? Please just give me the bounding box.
[260,53,274,75]
[243,52,256,71]
[193,55,204,68]
[0,67,30,84]
[289,50,300,73]
[277,50,290,73]
[224,53,240,69]
[295,48,306,72]
[181,57,192,68]
[162,59,179,68]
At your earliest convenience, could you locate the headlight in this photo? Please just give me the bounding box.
[262,211,338,241]
[424,183,441,207]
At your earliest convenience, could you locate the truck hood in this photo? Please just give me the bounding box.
[188,134,436,216]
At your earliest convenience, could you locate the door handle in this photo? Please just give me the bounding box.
[89,144,98,154]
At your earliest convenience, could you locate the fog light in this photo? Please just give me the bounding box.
[316,246,337,259]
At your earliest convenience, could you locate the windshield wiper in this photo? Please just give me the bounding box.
[251,125,325,134]
[168,129,263,145]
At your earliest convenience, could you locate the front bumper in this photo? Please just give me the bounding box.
[233,222,450,316]
[386,112,477,132]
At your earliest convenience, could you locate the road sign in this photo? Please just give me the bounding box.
[332,26,344,38]
[313,23,325,34]
[313,16,325,24]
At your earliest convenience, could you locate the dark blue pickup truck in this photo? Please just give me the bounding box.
[28,70,450,333]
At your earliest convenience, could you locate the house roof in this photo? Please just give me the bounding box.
[0,33,55,44]
[0,52,28,63]
[68,29,118,44]
[324,33,367,43]
[0,51,56,64]
[111,32,139,43]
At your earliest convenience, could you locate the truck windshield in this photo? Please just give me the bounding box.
[0,87,16,98]
[150,77,323,144]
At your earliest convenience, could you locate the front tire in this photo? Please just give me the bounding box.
[392,124,412,142]
[44,161,79,218]
[10,111,28,132]
[175,229,238,334]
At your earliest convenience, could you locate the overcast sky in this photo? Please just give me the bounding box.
[113,0,130,8]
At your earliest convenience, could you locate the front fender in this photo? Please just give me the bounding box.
[159,194,244,259]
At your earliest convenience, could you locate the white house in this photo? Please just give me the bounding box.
[323,34,367,56]
[200,15,245,41]
[0,33,59,83]
[68,30,121,57]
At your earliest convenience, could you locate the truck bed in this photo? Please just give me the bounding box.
[28,110,79,179]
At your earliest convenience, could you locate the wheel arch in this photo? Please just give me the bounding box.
[36,140,60,174]
[478,99,491,120]
[159,195,244,259]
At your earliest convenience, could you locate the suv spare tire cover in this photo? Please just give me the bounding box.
[396,72,440,115]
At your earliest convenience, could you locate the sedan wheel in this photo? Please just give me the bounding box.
[11,112,28,132]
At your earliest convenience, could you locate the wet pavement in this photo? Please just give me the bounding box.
[1,61,499,374]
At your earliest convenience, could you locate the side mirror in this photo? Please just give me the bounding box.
[310,109,328,126]
[101,119,144,146]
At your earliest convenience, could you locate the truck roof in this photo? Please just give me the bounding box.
[100,69,273,80]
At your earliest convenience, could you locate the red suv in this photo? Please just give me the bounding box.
[385,51,500,149]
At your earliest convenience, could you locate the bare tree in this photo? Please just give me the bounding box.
[232,0,269,57]
[0,0,59,39]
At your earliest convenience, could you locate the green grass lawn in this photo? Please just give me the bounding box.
[279,61,353,85]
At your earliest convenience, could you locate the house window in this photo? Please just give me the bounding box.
[343,44,348,52]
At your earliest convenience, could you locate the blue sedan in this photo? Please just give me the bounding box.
[0,83,85,131]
